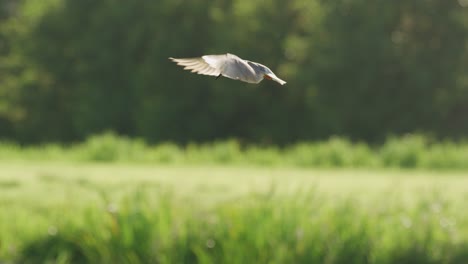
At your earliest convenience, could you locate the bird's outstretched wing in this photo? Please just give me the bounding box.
[169,54,257,81]
[169,57,221,76]
[217,54,256,81]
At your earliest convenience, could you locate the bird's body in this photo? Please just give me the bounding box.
[169,53,286,85]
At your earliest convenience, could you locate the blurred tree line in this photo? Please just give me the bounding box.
[0,0,467,144]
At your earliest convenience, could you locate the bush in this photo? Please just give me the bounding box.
[75,132,146,162]
[380,134,427,168]
[2,133,468,170]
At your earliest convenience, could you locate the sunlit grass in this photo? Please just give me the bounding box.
[1,162,468,263]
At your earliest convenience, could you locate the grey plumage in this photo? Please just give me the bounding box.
[169,53,286,85]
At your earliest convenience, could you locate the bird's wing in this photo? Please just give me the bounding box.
[170,53,257,82]
[217,54,257,81]
[169,57,221,76]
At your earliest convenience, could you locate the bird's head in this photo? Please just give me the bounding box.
[258,64,273,75]
[247,61,287,85]
[261,66,286,85]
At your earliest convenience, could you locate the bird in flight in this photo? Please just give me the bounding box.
[169,53,286,85]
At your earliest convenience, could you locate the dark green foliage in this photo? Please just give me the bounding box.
[0,0,467,143]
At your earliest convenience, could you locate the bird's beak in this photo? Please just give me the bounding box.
[265,74,286,85]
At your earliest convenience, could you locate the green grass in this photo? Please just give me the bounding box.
[2,133,468,169]
[1,161,468,263]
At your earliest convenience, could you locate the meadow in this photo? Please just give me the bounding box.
[1,134,468,263]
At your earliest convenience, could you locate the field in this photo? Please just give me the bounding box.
[1,161,468,263]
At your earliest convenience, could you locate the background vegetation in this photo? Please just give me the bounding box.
[0,0,467,144]
[2,163,468,263]
[2,132,468,169]
[1,1,468,263]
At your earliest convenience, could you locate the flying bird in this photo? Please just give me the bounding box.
[169,53,286,85]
